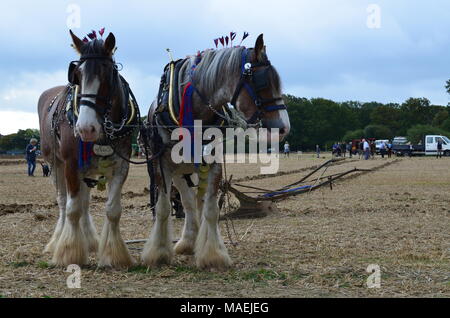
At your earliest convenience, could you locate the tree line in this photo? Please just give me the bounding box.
[285,93,450,151]
[1,81,449,153]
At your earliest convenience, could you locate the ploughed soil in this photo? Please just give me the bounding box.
[0,154,448,298]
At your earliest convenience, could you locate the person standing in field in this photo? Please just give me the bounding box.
[347,142,352,158]
[379,141,387,159]
[26,138,38,177]
[437,138,443,159]
[341,142,347,158]
[363,139,371,160]
[387,141,393,158]
[316,144,321,159]
[284,142,290,158]
[358,140,364,159]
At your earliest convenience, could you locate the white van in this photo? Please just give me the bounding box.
[423,135,450,156]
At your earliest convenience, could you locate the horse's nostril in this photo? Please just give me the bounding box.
[280,128,286,135]
[90,126,96,133]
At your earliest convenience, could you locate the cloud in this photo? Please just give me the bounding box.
[0,111,39,135]
[0,0,449,135]
[0,70,66,113]
[287,74,449,105]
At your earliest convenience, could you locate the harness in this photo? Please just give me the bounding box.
[67,54,138,141]
[182,49,287,124]
[229,48,287,124]
[155,58,228,130]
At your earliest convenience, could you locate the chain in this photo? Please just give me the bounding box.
[103,115,127,140]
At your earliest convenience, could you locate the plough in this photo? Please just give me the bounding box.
[221,159,371,219]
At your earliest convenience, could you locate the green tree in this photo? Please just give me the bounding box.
[441,118,450,132]
[342,129,365,142]
[432,110,449,127]
[407,125,448,144]
[370,104,402,135]
[446,79,450,95]
[364,125,393,139]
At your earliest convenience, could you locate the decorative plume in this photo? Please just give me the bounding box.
[82,37,89,43]
[99,27,105,37]
[219,36,225,47]
[240,32,249,45]
[230,32,236,46]
[214,38,219,48]
[87,30,97,40]
[225,36,229,47]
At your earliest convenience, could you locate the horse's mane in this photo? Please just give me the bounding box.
[191,46,282,97]
[79,39,115,85]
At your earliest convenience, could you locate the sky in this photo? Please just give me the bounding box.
[0,0,449,134]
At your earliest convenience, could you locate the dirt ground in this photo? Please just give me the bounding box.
[0,154,449,298]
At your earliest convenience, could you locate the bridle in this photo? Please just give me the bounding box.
[188,48,287,127]
[229,48,287,124]
[68,54,132,140]
[68,54,120,116]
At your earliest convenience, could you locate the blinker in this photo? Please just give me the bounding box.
[252,68,269,91]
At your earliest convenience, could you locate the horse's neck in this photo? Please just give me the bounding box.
[110,76,126,123]
[187,55,237,112]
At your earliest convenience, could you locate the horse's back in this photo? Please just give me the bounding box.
[37,86,66,118]
[37,86,66,161]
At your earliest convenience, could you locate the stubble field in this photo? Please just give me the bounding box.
[0,154,449,298]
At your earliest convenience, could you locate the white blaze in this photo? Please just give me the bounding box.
[76,65,102,140]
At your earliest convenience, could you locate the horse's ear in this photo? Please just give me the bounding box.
[104,32,116,55]
[255,34,266,61]
[69,30,84,54]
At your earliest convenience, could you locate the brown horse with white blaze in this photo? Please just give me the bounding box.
[38,30,136,268]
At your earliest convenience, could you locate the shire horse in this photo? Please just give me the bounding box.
[142,35,290,269]
[38,30,136,268]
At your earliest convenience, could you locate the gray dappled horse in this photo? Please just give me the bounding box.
[142,35,291,269]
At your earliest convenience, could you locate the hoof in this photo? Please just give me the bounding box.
[141,245,173,267]
[195,250,232,270]
[174,240,195,256]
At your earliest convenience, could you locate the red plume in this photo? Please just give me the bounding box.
[219,37,225,47]
[99,28,105,37]
[214,38,219,48]
[83,37,89,43]
[87,31,96,40]
[225,36,229,46]
[240,32,249,45]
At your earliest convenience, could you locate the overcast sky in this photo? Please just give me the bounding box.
[0,0,449,134]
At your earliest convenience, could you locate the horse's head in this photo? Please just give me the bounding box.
[69,30,118,143]
[232,34,290,141]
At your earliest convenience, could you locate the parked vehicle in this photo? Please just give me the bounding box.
[393,136,408,145]
[392,135,450,157]
[375,140,389,154]
[351,138,376,155]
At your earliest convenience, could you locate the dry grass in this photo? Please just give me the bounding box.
[0,155,449,298]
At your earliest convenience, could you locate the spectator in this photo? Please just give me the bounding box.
[358,140,364,159]
[316,145,321,159]
[379,141,387,159]
[387,141,393,158]
[284,142,290,158]
[370,141,376,159]
[26,138,38,177]
[340,142,347,158]
[437,138,443,159]
[347,142,353,158]
[363,139,371,160]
